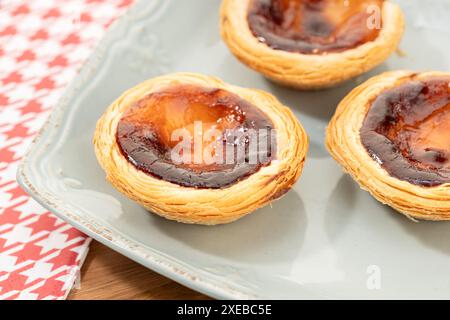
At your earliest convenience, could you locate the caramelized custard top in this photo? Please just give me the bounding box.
[116,84,275,189]
[247,0,383,54]
[360,77,450,187]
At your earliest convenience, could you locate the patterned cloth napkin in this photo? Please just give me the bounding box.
[0,0,134,300]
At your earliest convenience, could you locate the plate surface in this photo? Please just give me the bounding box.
[17,0,450,299]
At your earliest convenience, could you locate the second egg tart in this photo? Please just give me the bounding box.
[221,0,404,89]
[94,73,308,225]
[327,71,450,220]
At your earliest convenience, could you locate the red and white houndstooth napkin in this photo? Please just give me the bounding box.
[0,0,134,300]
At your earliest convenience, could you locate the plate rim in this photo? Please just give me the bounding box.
[15,0,259,300]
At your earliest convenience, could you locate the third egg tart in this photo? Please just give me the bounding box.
[327,71,450,220]
[94,73,308,225]
[220,0,404,89]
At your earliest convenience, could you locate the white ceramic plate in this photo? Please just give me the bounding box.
[17,0,450,299]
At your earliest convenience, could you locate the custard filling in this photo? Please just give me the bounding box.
[247,0,383,54]
[116,84,275,189]
[361,77,450,187]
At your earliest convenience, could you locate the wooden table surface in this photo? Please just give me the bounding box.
[68,240,209,300]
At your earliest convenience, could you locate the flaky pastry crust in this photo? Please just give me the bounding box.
[220,0,404,89]
[326,71,450,221]
[94,73,308,225]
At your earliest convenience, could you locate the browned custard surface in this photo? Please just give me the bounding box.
[361,77,450,187]
[247,0,383,54]
[116,85,275,189]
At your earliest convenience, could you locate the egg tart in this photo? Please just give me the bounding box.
[220,0,404,89]
[326,71,450,220]
[94,73,308,225]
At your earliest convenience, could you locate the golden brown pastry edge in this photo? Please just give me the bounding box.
[326,70,450,221]
[220,0,405,90]
[94,72,308,225]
